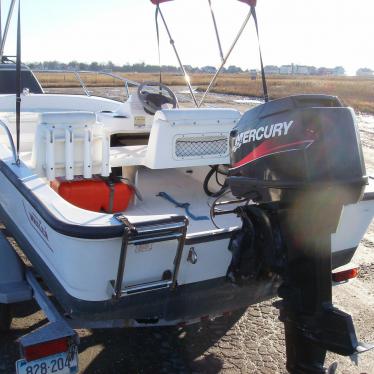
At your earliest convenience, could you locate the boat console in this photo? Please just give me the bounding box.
[110,108,240,169]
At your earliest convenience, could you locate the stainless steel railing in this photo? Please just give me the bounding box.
[0,119,17,163]
[33,69,140,101]
[32,68,202,107]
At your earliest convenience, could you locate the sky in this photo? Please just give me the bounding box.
[1,0,373,75]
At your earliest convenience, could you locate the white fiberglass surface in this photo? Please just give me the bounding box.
[0,94,121,114]
[2,134,371,248]
[0,94,126,152]
[7,142,372,244]
[127,166,242,234]
[331,179,374,252]
[0,142,371,301]
[0,112,39,152]
[0,140,239,236]
[0,147,240,300]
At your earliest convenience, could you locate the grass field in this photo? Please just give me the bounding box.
[35,71,374,114]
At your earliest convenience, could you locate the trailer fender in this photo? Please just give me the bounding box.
[0,232,32,303]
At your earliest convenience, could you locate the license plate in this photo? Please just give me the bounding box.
[16,349,78,374]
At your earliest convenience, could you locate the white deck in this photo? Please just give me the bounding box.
[15,148,241,237]
[127,166,242,234]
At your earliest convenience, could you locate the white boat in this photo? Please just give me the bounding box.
[0,66,371,315]
[0,0,373,372]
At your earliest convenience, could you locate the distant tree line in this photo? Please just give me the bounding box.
[26,60,245,74]
[26,61,373,77]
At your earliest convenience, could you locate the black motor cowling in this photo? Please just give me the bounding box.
[226,95,372,373]
[229,94,367,206]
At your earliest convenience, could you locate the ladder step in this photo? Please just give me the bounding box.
[110,279,172,296]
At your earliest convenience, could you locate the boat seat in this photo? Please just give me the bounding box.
[110,108,241,169]
[31,111,110,181]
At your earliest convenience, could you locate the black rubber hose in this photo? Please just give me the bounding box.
[203,166,218,197]
[216,165,229,176]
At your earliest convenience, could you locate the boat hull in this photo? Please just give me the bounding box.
[0,157,372,322]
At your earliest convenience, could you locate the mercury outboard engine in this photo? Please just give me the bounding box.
[228,95,372,373]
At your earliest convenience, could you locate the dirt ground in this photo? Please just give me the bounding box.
[0,90,373,374]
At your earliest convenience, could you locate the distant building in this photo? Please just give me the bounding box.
[308,66,317,75]
[356,68,373,77]
[280,65,293,75]
[317,67,334,76]
[295,65,310,75]
[242,64,347,76]
[279,64,317,75]
[264,65,279,75]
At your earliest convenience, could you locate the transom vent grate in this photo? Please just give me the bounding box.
[175,136,228,158]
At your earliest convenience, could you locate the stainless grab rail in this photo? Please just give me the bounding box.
[33,69,139,101]
[92,71,134,97]
[32,68,203,107]
[32,69,205,107]
[73,71,90,96]
[0,118,17,163]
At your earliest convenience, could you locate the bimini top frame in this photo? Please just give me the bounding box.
[0,0,17,62]
[150,0,265,107]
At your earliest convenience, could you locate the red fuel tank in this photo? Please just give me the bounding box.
[102,180,134,213]
[51,177,134,213]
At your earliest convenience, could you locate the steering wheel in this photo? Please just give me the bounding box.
[137,82,178,115]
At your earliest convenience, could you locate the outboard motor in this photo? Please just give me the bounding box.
[228,95,372,373]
